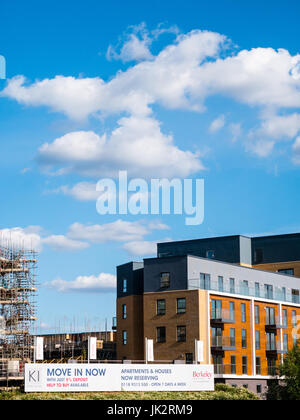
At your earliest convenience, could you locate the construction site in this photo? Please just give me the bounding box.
[0,242,37,383]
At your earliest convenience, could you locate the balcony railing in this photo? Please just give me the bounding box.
[210,308,235,323]
[214,364,236,375]
[265,315,284,329]
[211,336,236,349]
[188,278,298,305]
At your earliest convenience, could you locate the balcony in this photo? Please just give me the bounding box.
[266,341,288,356]
[265,315,285,331]
[211,336,236,352]
[214,364,237,375]
[210,308,235,325]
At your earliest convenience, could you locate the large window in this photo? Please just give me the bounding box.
[177,326,186,342]
[200,273,211,290]
[229,278,235,294]
[292,289,300,304]
[231,355,236,374]
[157,327,166,343]
[255,331,260,350]
[122,330,127,345]
[265,307,275,326]
[229,301,235,321]
[218,276,224,292]
[241,303,246,322]
[177,298,186,314]
[160,273,170,288]
[264,284,274,300]
[282,309,287,328]
[242,356,247,375]
[255,282,260,297]
[283,333,288,352]
[211,299,222,319]
[256,357,261,376]
[157,299,166,316]
[255,305,260,324]
[292,310,297,328]
[230,328,236,347]
[242,329,247,349]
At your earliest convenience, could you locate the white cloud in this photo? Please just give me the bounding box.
[37,115,203,178]
[209,114,225,133]
[292,136,300,164]
[42,235,90,251]
[67,219,149,243]
[122,240,157,256]
[229,123,242,142]
[45,273,116,293]
[0,226,42,251]
[53,182,99,201]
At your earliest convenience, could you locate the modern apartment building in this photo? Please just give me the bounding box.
[116,233,300,394]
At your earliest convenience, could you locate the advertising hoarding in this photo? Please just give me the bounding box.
[25,363,214,393]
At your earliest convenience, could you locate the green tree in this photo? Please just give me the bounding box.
[267,344,300,400]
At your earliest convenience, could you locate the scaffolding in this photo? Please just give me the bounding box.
[0,243,37,379]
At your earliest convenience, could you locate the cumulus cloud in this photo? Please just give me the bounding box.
[42,235,90,251]
[45,273,116,293]
[0,226,42,251]
[122,240,157,256]
[67,219,150,243]
[37,115,203,178]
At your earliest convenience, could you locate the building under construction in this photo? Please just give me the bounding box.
[0,244,37,380]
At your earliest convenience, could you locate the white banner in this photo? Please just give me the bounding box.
[25,363,214,393]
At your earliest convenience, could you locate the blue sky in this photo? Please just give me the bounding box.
[1,0,300,333]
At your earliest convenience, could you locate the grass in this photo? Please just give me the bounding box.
[0,384,260,400]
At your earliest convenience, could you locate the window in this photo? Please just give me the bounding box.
[292,289,300,304]
[200,273,211,290]
[185,353,193,364]
[231,355,236,374]
[177,298,186,314]
[283,333,288,352]
[242,356,247,375]
[257,384,262,394]
[267,332,276,351]
[230,328,236,347]
[241,303,246,322]
[160,272,170,288]
[256,357,261,376]
[177,326,186,342]
[264,284,274,300]
[218,276,224,292]
[293,334,298,347]
[255,331,260,350]
[267,358,277,376]
[157,327,166,343]
[211,299,222,319]
[242,280,249,296]
[255,282,260,297]
[292,310,297,328]
[157,299,166,316]
[122,304,127,319]
[282,309,287,328]
[265,307,275,326]
[282,287,286,301]
[230,278,235,294]
[122,330,127,345]
[229,301,235,321]
[254,305,260,324]
[206,250,215,259]
[122,279,127,293]
[242,329,247,349]
[278,268,294,276]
